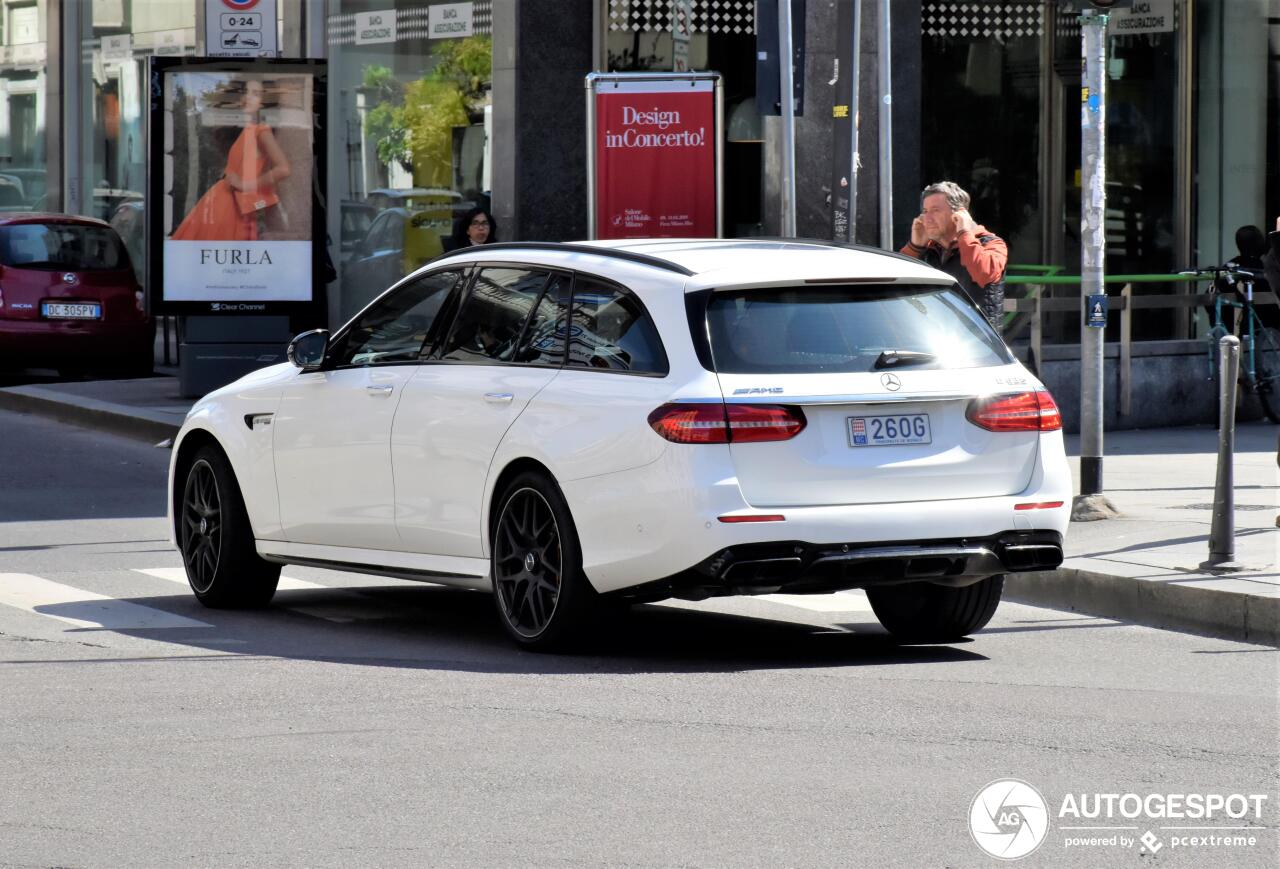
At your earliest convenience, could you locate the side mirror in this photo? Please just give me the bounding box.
[287,329,329,371]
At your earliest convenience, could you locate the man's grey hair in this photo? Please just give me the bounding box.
[920,181,970,212]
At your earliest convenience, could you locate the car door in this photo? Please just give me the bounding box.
[392,267,569,557]
[273,267,465,550]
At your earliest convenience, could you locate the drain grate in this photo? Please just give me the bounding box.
[1174,503,1273,511]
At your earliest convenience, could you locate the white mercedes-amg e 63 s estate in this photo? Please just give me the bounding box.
[168,239,1070,649]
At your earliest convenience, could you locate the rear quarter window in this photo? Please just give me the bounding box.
[706,284,1012,374]
[567,276,668,375]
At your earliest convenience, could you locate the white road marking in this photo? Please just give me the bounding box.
[134,567,323,591]
[131,569,874,623]
[757,591,875,613]
[0,573,213,630]
[133,568,383,623]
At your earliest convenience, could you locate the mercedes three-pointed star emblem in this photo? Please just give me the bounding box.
[880,373,902,391]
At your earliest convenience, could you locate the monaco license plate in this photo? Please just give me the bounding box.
[848,413,931,447]
[42,302,101,320]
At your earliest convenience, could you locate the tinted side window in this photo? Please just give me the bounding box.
[511,273,570,365]
[440,268,551,363]
[568,277,669,375]
[331,269,462,367]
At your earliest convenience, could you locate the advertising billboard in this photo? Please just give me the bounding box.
[148,57,326,316]
[587,72,722,240]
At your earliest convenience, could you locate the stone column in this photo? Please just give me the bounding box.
[491,0,595,242]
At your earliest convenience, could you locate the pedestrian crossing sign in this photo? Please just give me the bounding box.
[1086,294,1107,328]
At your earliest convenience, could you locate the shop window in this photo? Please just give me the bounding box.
[328,5,493,324]
[78,1,199,288]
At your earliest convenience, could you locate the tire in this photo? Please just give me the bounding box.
[490,471,600,651]
[867,575,1004,644]
[178,445,279,608]
[1252,327,1280,424]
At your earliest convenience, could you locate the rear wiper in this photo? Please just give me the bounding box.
[873,349,936,369]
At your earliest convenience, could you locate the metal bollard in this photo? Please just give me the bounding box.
[1203,335,1241,570]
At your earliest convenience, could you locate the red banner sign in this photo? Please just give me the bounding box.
[593,78,717,239]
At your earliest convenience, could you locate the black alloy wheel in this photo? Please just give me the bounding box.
[490,471,607,650]
[178,445,279,608]
[493,487,563,638]
[181,458,222,594]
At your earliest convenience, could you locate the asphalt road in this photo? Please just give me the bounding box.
[0,407,1276,869]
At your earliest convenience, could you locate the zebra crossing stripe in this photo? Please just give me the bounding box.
[0,573,213,630]
[130,569,873,620]
[134,567,324,591]
[132,568,382,623]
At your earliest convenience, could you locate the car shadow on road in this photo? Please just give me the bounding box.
[36,584,991,674]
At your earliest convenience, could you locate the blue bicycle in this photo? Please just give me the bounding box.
[1185,266,1280,424]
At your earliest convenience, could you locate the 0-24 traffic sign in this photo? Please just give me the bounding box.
[206,0,277,57]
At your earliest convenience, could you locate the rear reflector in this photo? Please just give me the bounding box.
[1014,501,1065,511]
[648,403,806,444]
[966,390,1063,432]
[718,514,786,523]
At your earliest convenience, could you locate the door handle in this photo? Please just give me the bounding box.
[484,392,514,404]
[366,384,394,396]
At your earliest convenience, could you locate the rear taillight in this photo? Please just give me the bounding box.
[647,403,807,444]
[966,390,1062,432]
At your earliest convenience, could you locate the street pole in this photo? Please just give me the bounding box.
[829,0,860,243]
[1202,335,1243,571]
[849,0,861,242]
[877,0,893,249]
[1073,8,1119,521]
[778,0,797,237]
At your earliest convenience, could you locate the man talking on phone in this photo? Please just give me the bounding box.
[899,181,1008,332]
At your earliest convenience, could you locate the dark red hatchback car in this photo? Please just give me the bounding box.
[0,214,152,377]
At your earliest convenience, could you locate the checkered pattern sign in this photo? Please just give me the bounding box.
[923,1,1043,39]
[608,0,756,34]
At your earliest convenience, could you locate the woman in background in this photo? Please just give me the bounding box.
[172,78,290,241]
[444,207,498,251]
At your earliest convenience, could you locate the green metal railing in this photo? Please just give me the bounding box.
[998,269,1278,418]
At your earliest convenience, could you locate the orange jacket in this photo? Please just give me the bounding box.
[899,224,1007,288]
[899,224,1008,329]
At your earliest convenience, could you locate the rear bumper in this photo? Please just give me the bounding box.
[0,318,152,363]
[561,430,1071,595]
[611,530,1063,602]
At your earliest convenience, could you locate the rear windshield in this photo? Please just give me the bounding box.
[706,284,1012,374]
[0,223,129,271]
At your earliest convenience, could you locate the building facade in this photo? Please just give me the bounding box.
[3,0,1277,344]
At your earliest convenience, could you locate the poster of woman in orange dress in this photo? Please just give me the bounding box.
[171,79,291,241]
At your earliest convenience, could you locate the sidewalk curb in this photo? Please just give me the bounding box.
[1006,569,1279,647]
[0,385,182,444]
